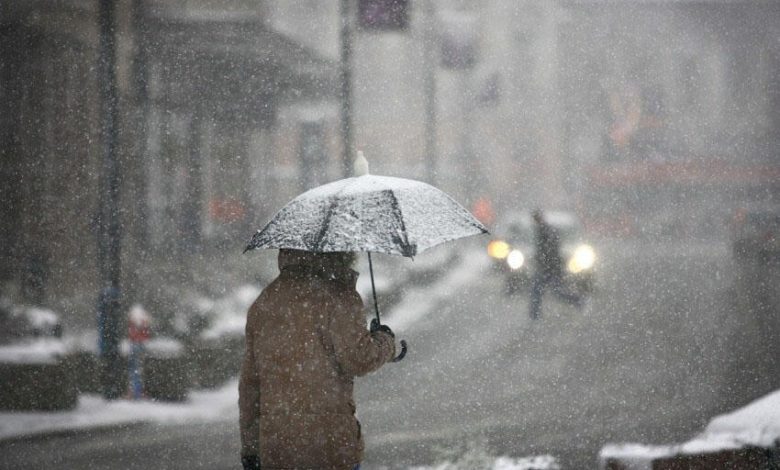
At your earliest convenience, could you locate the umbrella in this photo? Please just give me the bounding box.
[244,153,488,360]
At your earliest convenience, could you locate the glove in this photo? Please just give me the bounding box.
[370,318,394,338]
[241,455,261,470]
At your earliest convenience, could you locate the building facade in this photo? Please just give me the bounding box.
[1,0,778,324]
[0,1,338,325]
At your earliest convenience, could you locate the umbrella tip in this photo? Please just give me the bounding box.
[353,151,369,177]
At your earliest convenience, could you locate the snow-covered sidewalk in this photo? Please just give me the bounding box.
[0,244,561,468]
[0,247,478,445]
[600,388,780,468]
[1,383,558,470]
[0,379,240,442]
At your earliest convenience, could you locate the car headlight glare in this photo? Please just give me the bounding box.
[507,249,525,270]
[567,244,596,273]
[488,240,511,259]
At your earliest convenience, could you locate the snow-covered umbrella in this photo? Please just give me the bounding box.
[244,152,488,361]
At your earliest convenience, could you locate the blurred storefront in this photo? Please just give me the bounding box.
[0,1,337,321]
[557,1,780,239]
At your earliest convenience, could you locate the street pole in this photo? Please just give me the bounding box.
[340,0,354,177]
[97,0,123,400]
[423,0,437,185]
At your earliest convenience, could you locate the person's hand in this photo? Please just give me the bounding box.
[370,318,394,338]
[241,455,260,470]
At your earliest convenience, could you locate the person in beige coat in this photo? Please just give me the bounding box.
[239,249,396,470]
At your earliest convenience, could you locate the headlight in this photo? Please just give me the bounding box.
[487,240,510,259]
[507,249,525,270]
[567,244,596,273]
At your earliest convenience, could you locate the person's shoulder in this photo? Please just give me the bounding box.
[258,274,290,297]
[247,281,278,313]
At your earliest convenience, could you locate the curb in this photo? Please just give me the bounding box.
[0,421,148,446]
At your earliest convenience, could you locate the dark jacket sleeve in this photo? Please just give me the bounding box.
[328,290,396,377]
[238,302,261,457]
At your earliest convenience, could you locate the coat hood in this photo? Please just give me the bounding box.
[278,249,358,286]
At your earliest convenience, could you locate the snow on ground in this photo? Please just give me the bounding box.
[0,244,548,469]
[0,375,555,469]
[704,388,780,447]
[0,379,240,441]
[599,388,780,466]
[411,454,560,470]
[23,306,60,330]
[0,247,485,441]
[120,337,184,359]
[64,330,99,353]
[598,443,680,469]
[0,338,68,365]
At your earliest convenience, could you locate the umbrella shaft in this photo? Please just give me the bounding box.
[368,252,381,324]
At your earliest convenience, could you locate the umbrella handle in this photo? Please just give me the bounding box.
[367,252,407,362]
[392,340,407,362]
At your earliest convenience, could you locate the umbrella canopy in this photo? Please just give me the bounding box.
[244,174,487,257]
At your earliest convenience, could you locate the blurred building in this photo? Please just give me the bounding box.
[0,1,338,319]
[1,0,779,321]
[554,1,780,238]
[274,0,780,234]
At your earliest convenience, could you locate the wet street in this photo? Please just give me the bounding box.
[359,239,779,468]
[1,239,777,469]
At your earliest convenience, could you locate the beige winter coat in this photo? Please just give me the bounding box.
[239,250,396,470]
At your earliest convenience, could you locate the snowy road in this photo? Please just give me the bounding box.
[1,239,776,469]
[358,238,778,468]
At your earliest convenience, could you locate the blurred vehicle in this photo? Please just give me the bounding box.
[731,206,780,266]
[0,298,77,410]
[487,211,597,296]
